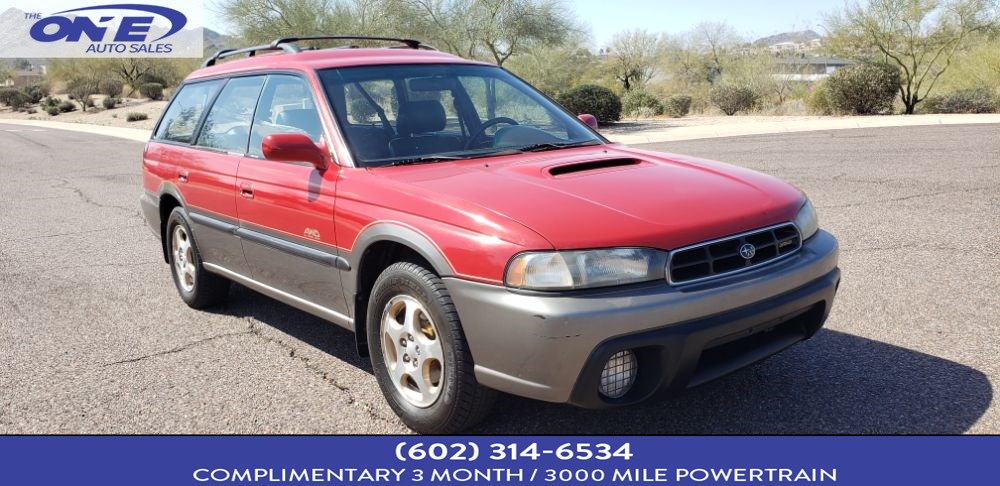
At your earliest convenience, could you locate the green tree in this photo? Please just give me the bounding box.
[0,62,12,85]
[691,21,741,82]
[504,41,596,97]
[218,0,573,66]
[606,29,663,91]
[219,0,362,45]
[825,0,999,114]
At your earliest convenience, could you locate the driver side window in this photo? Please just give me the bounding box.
[249,75,324,158]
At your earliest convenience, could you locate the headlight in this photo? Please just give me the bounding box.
[505,248,667,290]
[794,199,819,240]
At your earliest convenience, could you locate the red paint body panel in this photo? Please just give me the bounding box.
[235,159,339,248]
[177,147,241,220]
[350,146,801,246]
[145,47,805,285]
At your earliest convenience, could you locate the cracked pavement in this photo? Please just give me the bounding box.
[1,123,997,434]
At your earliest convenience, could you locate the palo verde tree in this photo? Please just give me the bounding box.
[218,0,573,67]
[606,29,663,91]
[218,0,367,45]
[824,0,999,114]
[380,0,573,66]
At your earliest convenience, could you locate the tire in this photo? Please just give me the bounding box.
[165,207,230,309]
[367,261,496,433]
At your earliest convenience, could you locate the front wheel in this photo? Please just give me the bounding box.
[367,262,495,433]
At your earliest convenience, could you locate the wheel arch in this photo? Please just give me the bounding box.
[349,223,455,357]
[156,183,187,263]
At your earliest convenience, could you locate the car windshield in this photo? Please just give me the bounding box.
[317,64,603,167]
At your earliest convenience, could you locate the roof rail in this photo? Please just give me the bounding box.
[201,43,301,68]
[270,36,435,51]
[201,36,435,69]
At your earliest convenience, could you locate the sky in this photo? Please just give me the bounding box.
[205,0,847,46]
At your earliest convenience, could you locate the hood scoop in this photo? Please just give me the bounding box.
[548,158,643,177]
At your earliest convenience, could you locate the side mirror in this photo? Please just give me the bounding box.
[261,133,328,170]
[578,114,599,130]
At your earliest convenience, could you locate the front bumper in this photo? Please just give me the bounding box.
[445,230,840,406]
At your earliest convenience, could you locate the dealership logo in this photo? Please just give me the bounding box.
[30,4,186,42]
[2,1,203,58]
[739,243,756,260]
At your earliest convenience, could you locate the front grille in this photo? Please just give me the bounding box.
[668,223,801,284]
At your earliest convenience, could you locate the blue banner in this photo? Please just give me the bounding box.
[0,436,996,485]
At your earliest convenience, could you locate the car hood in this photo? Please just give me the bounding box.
[370,144,805,250]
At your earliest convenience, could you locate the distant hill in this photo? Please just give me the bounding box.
[754,30,822,47]
[203,28,231,55]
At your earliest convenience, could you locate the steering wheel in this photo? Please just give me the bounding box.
[464,117,519,149]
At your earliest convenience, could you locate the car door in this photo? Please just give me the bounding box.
[235,73,349,319]
[186,75,267,276]
[152,79,252,274]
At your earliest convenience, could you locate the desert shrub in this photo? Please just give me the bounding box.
[920,88,996,114]
[918,95,945,114]
[46,106,60,116]
[805,84,833,115]
[42,96,59,108]
[138,72,169,87]
[58,100,76,113]
[22,85,47,104]
[825,63,900,115]
[98,79,124,97]
[126,112,148,122]
[556,84,621,124]
[26,108,36,114]
[709,84,758,116]
[663,95,692,117]
[0,87,30,110]
[67,78,99,111]
[102,97,120,109]
[139,82,164,101]
[621,90,664,118]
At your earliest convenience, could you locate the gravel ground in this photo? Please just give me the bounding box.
[0,97,165,131]
[0,123,996,434]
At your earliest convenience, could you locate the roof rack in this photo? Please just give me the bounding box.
[201,43,301,68]
[270,36,434,51]
[201,36,435,69]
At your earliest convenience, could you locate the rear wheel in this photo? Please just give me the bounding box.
[166,208,229,309]
[367,262,495,433]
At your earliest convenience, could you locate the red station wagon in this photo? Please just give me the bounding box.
[141,36,840,433]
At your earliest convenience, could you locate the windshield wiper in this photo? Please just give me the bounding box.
[382,148,525,167]
[380,142,599,167]
[517,140,602,153]
[385,155,466,167]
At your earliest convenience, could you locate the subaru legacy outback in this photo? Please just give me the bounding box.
[141,36,840,433]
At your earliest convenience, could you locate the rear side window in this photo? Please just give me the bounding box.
[196,76,265,154]
[154,80,224,143]
[249,75,324,157]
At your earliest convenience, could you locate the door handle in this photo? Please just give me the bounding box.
[240,182,254,199]
[177,170,189,183]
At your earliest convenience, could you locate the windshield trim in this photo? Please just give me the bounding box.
[317,63,607,168]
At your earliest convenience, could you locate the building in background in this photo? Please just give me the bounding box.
[773,57,852,82]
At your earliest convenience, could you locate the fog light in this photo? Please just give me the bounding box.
[599,350,637,399]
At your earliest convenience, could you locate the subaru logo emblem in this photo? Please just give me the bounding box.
[739,243,756,260]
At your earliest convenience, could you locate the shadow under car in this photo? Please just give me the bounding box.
[211,284,992,435]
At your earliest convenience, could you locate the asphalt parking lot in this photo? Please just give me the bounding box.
[1,123,997,434]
